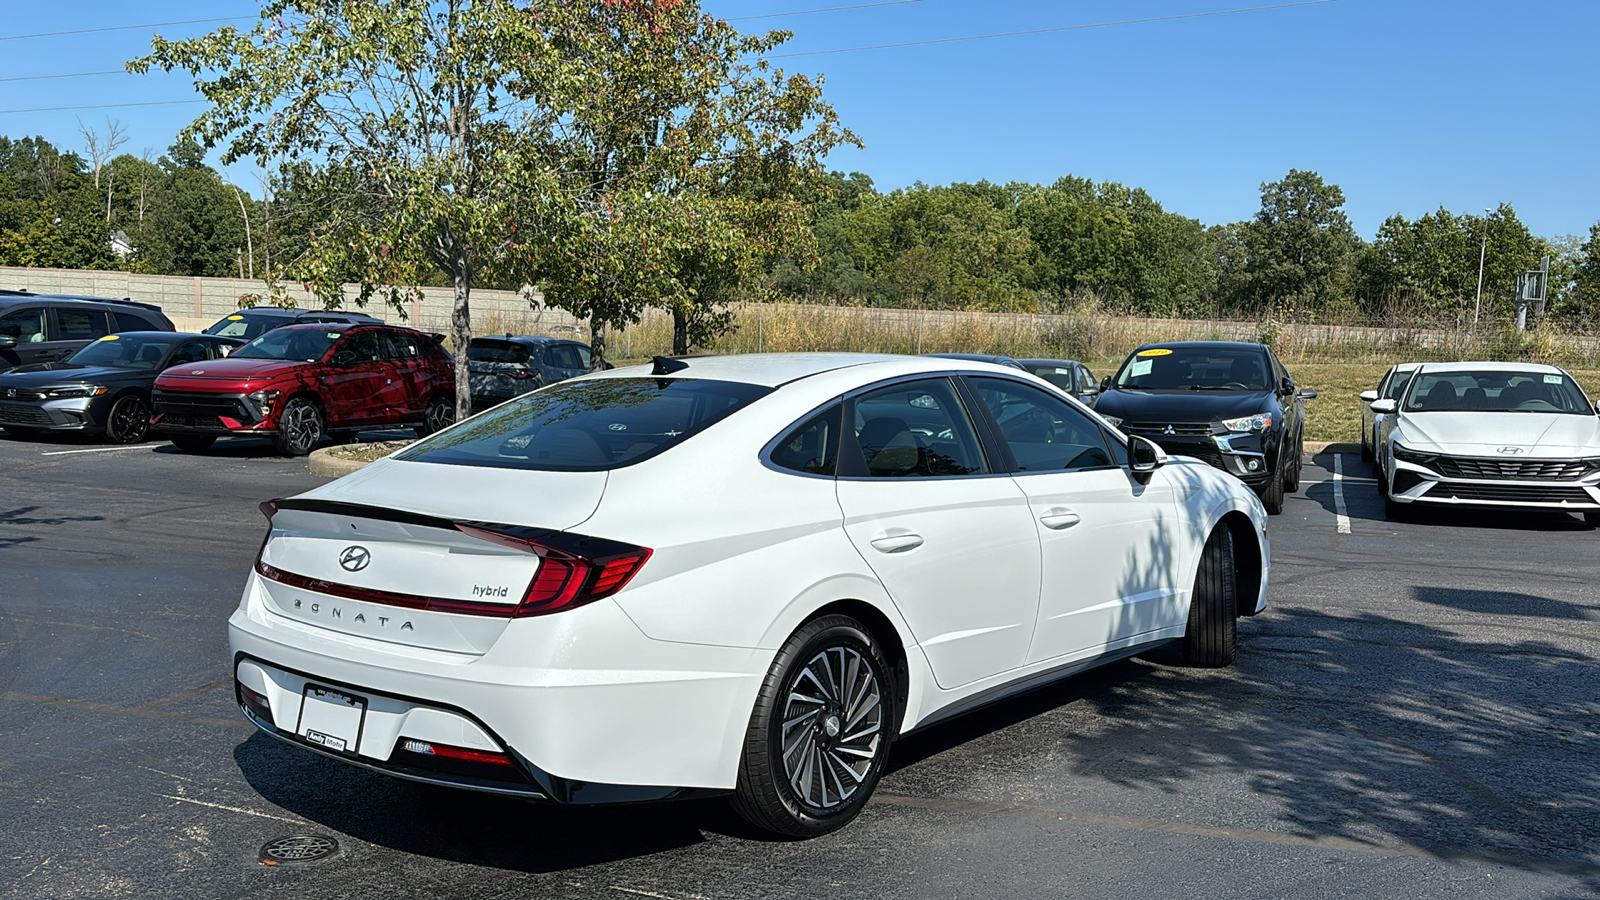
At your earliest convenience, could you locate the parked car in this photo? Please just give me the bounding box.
[1091,341,1317,515]
[202,306,385,342]
[1372,362,1600,525]
[151,323,454,456]
[0,291,175,370]
[0,332,242,443]
[467,335,602,410]
[923,352,1026,370]
[1015,358,1100,406]
[233,353,1269,838]
[1359,362,1419,462]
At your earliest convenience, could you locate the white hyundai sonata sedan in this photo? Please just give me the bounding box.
[230,353,1270,836]
[1373,361,1600,524]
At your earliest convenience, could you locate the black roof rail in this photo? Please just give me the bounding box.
[20,292,168,314]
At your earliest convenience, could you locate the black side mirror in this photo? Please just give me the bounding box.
[1129,435,1165,480]
[1099,375,1112,392]
[0,335,16,349]
[1280,376,1294,394]
[1298,388,1319,400]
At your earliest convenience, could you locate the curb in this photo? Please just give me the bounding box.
[307,447,370,478]
[1306,441,1361,455]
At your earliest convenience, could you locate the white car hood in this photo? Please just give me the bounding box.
[1396,411,1600,458]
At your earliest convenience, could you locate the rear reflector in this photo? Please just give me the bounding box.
[237,681,274,726]
[399,738,514,766]
[454,523,651,618]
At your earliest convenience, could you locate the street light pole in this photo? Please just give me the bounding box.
[1472,207,1490,329]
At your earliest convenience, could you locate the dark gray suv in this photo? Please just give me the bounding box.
[467,335,602,410]
[0,291,175,371]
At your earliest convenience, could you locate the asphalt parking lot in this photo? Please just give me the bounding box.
[2,433,1598,899]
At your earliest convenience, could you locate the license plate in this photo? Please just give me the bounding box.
[296,685,367,754]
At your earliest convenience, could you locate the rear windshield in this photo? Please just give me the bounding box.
[1113,347,1271,392]
[206,313,274,340]
[1403,370,1594,414]
[395,377,775,471]
[468,340,532,364]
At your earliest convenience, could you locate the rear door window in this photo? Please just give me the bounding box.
[847,378,988,478]
[395,377,773,471]
[112,310,153,332]
[0,307,46,343]
[54,309,111,341]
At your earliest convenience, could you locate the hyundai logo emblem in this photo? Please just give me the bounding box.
[191,369,205,375]
[338,545,372,572]
[1497,446,1525,455]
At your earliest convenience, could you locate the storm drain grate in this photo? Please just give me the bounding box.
[259,834,340,866]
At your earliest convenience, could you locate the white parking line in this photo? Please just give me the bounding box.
[1332,453,1351,534]
[39,445,152,457]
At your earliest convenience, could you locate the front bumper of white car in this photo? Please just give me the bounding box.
[228,572,769,802]
[1388,451,1600,510]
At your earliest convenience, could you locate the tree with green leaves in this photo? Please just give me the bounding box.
[133,0,557,420]
[1234,169,1359,314]
[526,0,855,367]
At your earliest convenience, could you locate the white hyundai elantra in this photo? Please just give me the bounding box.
[230,353,1270,836]
[1373,361,1600,524]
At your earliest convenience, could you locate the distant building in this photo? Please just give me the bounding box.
[109,230,136,258]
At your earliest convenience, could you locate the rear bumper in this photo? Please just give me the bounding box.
[228,572,769,797]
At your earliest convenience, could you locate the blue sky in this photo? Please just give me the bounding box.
[3,1,1596,239]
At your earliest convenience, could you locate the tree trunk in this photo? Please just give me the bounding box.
[452,271,473,421]
[589,317,607,371]
[672,306,688,356]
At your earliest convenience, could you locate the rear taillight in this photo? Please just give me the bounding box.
[238,681,274,726]
[455,523,652,618]
[399,738,514,766]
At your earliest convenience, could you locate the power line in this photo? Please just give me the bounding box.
[0,99,206,115]
[0,70,126,83]
[762,0,1338,58]
[0,15,253,42]
[727,1,922,21]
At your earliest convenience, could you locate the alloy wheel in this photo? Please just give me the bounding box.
[780,646,884,811]
[283,402,321,454]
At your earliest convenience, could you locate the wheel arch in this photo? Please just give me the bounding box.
[1216,510,1264,617]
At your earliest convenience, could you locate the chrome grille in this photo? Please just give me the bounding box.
[1121,422,1216,437]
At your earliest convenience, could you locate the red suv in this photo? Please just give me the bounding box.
[151,323,456,456]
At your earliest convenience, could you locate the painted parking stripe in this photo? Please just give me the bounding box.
[40,444,153,456]
[1332,453,1351,534]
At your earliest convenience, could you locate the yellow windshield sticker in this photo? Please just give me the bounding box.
[227,314,245,320]
[1138,348,1173,357]
[100,334,119,340]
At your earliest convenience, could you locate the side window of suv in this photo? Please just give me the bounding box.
[378,330,421,360]
[0,307,46,343]
[336,331,383,363]
[113,310,153,332]
[547,344,582,370]
[168,340,211,366]
[55,309,111,341]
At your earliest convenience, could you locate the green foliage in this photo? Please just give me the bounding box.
[1361,203,1546,323]
[1230,169,1359,314]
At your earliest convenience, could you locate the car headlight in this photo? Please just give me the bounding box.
[1220,412,1273,433]
[1392,443,1437,467]
[1099,414,1124,428]
[44,384,109,399]
[249,389,282,415]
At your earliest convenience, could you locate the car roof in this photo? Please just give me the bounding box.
[1132,341,1267,352]
[1413,361,1566,374]
[588,352,1040,389]
[107,331,233,340]
[471,335,574,346]
[1015,358,1083,367]
[925,352,1016,363]
[232,306,382,319]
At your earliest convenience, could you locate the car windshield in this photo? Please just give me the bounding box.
[395,377,774,471]
[230,328,339,362]
[1026,365,1077,392]
[1113,347,1271,391]
[1384,369,1416,400]
[1402,370,1594,414]
[204,313,284,341]
[66,334,176,370]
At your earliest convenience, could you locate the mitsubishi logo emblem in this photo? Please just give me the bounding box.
[338,545,372,572]
[1162,425,1175,435]
[4,388,12,398]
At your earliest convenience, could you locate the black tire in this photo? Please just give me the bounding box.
[1284,436,1302,493]
[1360,427,1373,462]
[1257,456,1285,515]
[169,433,216,453]
[1383,479,1409,521]
[731,615,894,838]
[2,425,41,440]
[272,396,324,457]
[415,394,455,438]
[1182,526,1238,667]
[104,393,150,444]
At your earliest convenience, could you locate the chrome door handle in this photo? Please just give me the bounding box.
[1039,510,1081,530]
[869,533,924,553]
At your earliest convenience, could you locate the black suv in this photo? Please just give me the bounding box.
[1091,341,1317,514]
[202,306,385,341]
[0,290,175,370]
